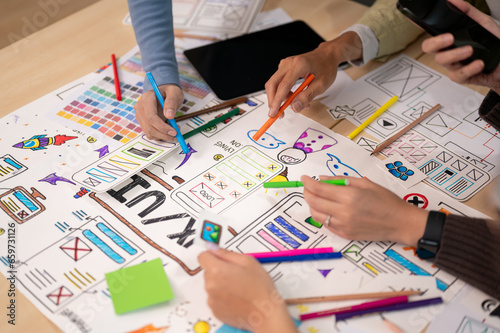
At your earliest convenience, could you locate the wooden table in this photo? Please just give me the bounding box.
[0,0,495,332]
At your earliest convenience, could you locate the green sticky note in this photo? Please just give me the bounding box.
[105,258,174,314]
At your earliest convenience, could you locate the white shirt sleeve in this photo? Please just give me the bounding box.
[340,24,379,67]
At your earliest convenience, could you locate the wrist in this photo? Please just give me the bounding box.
[252,299,297,333]
[320,31,363,65]
[396,206,428,247]
[416,211,447,259]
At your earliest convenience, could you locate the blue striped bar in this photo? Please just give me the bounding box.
[265,222,300,249]
[83,229,124,264]
[97,222,137,255]
[385,249,447,291]
[274,216,308,242]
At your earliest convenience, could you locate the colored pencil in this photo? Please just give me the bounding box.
[182,108,243,139]
[174,97,247,121]
[111,54,122,101]
[382,317,405,333]
[256,252,342,264]
[371,103,441,155]
[347,95,398,140]
[246,247,334,259]
[335,297,443,321]
[174,32,221,41]
[263,179,349,188]
[285,289,422,305]
[301,296,409,321]
[146,72,189,153]
[253,74,315,141]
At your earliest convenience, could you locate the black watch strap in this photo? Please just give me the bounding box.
[416,211,446,259]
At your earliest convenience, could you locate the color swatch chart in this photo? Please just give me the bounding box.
[53,73,143,145]
[120,47,212,101]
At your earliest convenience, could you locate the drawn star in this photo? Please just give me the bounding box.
[307,327,320,333]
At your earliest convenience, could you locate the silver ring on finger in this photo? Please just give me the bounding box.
[325,215,331,227]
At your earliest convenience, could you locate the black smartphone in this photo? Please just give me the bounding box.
[397,0,500,74]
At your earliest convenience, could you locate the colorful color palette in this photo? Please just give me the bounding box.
[55,76,143,144]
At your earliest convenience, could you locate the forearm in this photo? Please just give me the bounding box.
[434,215,500,299]
[356,0,423,58]
[479,90,500,131]
[127,0,180,91]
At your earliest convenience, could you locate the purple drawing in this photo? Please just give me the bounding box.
[95,145,109,158]
[39,173,76,185]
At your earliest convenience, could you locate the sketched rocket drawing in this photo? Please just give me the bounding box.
[13,134,78,151]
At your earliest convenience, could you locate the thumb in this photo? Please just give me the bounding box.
[163,95,178,120]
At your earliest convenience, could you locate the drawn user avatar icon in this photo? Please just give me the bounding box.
[200,220,222,245]
[326,154,363,177]
[277,127,338,165]
[277,147,307,165]
[248,130,286,149]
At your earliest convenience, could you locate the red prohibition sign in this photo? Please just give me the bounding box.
[403,193,428,209]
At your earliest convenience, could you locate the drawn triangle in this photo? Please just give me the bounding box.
[318,269,333,278]
[426,114,447,128]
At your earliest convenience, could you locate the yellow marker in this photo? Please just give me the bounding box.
[347,95,398,140]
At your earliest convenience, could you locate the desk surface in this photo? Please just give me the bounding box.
[0,1,495,332]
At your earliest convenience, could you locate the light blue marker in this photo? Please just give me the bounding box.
[146,72,189,153]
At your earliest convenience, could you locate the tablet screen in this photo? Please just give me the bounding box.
[184,21,325,100]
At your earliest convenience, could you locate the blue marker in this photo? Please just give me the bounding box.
[145,72,189,153]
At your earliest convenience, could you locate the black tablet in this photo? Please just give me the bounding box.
[184,21,325,100]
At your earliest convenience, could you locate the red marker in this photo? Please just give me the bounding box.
[111,54,122,101]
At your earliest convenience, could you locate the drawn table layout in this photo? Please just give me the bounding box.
[326,55,499,201]
[0,49,497,333]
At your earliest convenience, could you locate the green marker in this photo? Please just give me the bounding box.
[263,179,349,188]
[183,108,241,139]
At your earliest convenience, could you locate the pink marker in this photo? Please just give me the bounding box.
[300,295,409,321]
[245,247,334,259]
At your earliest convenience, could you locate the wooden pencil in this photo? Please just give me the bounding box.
[174,96,247,121]
[371,103,441,155]
[285,290,422,305]
[174,32,221,41]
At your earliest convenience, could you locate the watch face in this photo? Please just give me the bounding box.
[417,239,439,259]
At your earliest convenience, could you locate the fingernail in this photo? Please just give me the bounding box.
[292,100,303,113]
[165,108,176,119]
[443,33,453,43]
[168,130,177,136]
[268,108,275,117]
[463,46,473,56]
[206,242,219,252]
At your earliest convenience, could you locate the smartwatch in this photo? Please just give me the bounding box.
[416,211,447,259]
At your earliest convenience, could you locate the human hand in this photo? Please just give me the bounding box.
[301,175,428,246]
[134,84,184,141]
[265,31,362,117]
[198,248,297,333]
[421,0,500,94]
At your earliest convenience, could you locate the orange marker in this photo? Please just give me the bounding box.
[253,74,315,141]
[111,53,122,101]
